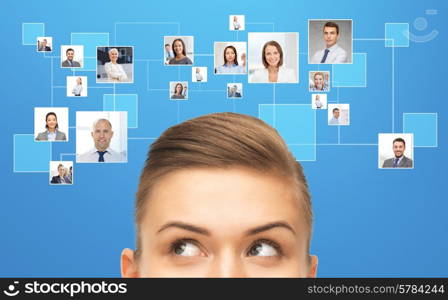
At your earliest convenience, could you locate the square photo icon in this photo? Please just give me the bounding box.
[192,67,207,82]
[49,161,73,185]
[164,36,194,65]
[34,107,69,142]
[311,94,327,109]
[229,15,245,31]
[61,45,84,68]
[328,104,349,125]
[227,83,243,99]
[308,19,353,64]
[248,32,298,83]
[66,76,87,97]
[97,46,134,83]
[37,37,52,52]
[378,133,414,169]
[214,42,247,75]
[170,81,188,100]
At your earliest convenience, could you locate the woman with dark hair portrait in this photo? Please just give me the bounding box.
[171,83,185,99]
[251,40,296,83]
[215,45,245,74]
[35,112,67,141]
[168,39,193,65]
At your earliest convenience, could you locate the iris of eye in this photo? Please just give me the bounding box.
[174,242,200,256]
[249,243,277,256]
[175,243,186,255]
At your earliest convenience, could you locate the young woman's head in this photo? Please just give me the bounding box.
[45,112,58,130]
[172,39,186,57]
[262,41,283,68]
[121,112,317,278]
[174,83,183,95]
[313,72,324,89]
[223,45,238,66]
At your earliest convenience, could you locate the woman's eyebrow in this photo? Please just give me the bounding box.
[157,222,210,236]
[245,221,296,236]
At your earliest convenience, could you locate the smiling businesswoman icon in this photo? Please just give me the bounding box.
[121,112,318,278]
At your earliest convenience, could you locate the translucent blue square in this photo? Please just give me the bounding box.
[22,23,44,45]
[71,33,109,57]
[332,53,367,87]
[385,23,409,47]
[403,113,437,147]
[74,57,97,71]
[103,94,138,128]
[259,104,316,161]
[14,134,51,172]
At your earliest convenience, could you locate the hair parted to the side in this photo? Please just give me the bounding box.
[134,112,313,259]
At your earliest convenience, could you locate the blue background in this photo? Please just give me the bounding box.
[1,0,446,277]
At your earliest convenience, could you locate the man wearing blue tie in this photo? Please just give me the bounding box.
[61,48,81,68]
[310,22,348,64]
[77,118,126,163]
[382,138,413,168]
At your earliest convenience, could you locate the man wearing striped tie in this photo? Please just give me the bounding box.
[310,21,348,64]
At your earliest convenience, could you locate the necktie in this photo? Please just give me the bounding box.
[98,151,107,162]
[320,49,330,63]
[393,157,400,168]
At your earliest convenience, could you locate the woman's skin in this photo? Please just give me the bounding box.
[225,48,236,66]
[121,167,318,278]
[76,77,82,85]
[265,45,280,82]
[314,75,324,90]
[46,115,57,133]
[173,41,185,60]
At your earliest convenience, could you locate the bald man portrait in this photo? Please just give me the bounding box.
[77,118,126,163]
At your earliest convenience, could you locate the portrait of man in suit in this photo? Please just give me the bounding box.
[50,163,72,184]
[61,48,81,68]
[382,137,413,168]
[77,118,126,163]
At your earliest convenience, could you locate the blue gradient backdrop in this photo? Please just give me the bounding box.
[0,0,446,277]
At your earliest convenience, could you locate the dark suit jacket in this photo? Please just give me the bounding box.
[62,60,81,67]
[51,176,72,184]
[382,156,413,168]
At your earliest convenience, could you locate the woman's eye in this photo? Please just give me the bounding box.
[247,240,280,257]
[172,240,202,257]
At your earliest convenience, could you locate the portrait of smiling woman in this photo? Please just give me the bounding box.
[121,112,318,278]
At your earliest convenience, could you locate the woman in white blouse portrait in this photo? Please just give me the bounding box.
[72,77,83,96]
[250,41,296,83]
[105,48,129,82]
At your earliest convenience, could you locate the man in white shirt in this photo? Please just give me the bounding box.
[77,119,126,163]
[329,108,340,125]
[311,22,347,64]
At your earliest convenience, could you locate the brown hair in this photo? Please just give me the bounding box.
[323,21,339,34]
[223,45,239,66]
[134,112,313,258]
[262,41,283,68]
